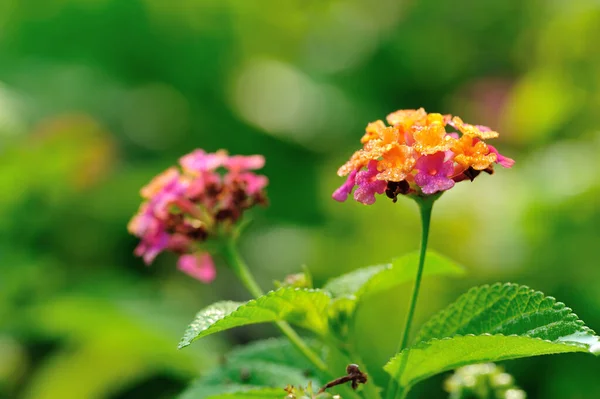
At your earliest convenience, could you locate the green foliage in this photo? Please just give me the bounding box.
[201,361,312,388]
[323,251,464,301]
[178,289,331,348]
[385,284,600,389]
[179,338,322,399]
[225,337,320,371]
[205,388,286,399]
[179,384,266,399]
[323,250,464,335]
[2,0,600,397]
[415,283,594,342]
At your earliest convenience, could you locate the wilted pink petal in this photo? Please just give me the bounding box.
[167,233,193,252]
[185,170,221,198]
[180,149,228,173]
[332,170,357,202]
[414,152,455,194]
[151,178,189,220]
[127,203,152,236]
[227,172,269,195]
[177,253,216,283]
[488,145,515,168]
[134,229,170,265]
[226,155,265,171]
[354,161,387,205]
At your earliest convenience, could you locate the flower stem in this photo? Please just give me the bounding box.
[353,354,383,399]
[385,198,434,399]
[221,240,329,374]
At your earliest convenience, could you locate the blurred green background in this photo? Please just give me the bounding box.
[1,0,600,398]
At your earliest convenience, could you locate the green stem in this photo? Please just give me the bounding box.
[221,240,329,374]
[354,354,383,399]
[385,198,434,399]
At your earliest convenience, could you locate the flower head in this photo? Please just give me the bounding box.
[128,149,268,282]
[333,108,513,204]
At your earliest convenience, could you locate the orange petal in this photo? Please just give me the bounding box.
[412,114,454,155]
[452,135,497,170]
[451,116,499,139]
[386,108,427,128]
[361,120,387,144]
[376,144,416,182]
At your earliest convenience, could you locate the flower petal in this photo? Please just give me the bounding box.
[178,253,216,283]
[332,170,357,202]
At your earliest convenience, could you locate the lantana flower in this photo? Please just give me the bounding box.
[333,108,513,204]
[128,149,268,282]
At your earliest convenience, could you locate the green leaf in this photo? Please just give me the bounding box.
[323,250,464,300]
[178,339,323,399]
[201,361,315,387]
[178,288,331,348]
[385,335,594,388]
[358,251,464,300]
[385,283,600,388]
[179,384,260,399]
[225,337,322,372]
[415,283,597,342]
[205,388,286,399]
[323,264,388,298]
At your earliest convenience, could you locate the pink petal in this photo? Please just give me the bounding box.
[415,152,445,173]
[415,174,455,194]
[238,172,269,195]
[414,152,455,195]
[354,161,386,205]
[226,155,265,171]
[180,149,227,173]
[354,180,386,204]
[135,230,170,265]
[332,170,357,202]
[177,253,216,283]
[488,145,515,168]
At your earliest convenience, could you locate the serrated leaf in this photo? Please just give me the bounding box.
[323,251,464,301]
[178,288,331,348]
[385,283,600,388]
[416,283,597,342]
[205,388,286,399]
[385,334,594,388]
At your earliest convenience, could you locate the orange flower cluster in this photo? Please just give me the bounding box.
[333,108,513,204]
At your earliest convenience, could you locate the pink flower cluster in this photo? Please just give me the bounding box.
[333,109,515,205]
[128,149,268,282]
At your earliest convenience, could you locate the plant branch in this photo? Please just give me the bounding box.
[221,240,329,374]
